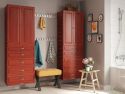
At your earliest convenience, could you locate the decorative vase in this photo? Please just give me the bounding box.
[85,65,93,71]
[85,66,90,71]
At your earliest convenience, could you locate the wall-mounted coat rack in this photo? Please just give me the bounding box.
[35,13,56,18]
[35,37,56,41]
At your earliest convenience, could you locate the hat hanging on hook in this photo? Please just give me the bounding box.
[39,17,46,30]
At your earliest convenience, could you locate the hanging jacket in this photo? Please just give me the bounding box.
[46,41,56,64]
[35,40,43,67]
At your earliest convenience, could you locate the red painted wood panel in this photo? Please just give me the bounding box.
[64,11,74,45]
[7,5,20,48]
[20,7,35,47]
[7,65,34,76]
[7,59,34,66]
[57,10,84,80]
[75,12,84,44]
[7,74,34,85]
[5,5,35,85]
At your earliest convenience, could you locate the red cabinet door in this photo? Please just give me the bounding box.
[6,5,35,85]
[6,5,20,48]
[20,7,35,48]
[75,12,84,45]
[63,11,75,45]
[57,10,84,80]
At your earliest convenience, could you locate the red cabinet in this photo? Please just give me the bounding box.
[57,10,84,80]
[5,5,35,85]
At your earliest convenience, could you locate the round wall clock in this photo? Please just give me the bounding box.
[98,14,103,22]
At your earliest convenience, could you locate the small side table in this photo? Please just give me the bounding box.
[79,70,100,93]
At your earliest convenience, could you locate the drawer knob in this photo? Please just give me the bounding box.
[21,78,24,80]
[21,48,24,50]
[21,61,24,64]
[21,70,24,72]
[21,54,24,56]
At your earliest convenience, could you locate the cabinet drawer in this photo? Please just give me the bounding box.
[63,60,82,68]
[7,74,34,85]
[7,47,33,51]
[63,71,81,80]
[62,65,82,79]
[7,59,34,66]
[7,65,34,77]
[63,46,75,51]
[7,47,20,52]
[7,51,34,59]
[7,76,20,85]
[7,47,34,59]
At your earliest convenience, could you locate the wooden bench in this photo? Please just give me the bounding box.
[35,68,62,91]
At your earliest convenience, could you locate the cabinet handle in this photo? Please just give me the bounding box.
[21,48,24,50]
[21,61,24,64]
[21,54,24,56]
[21,78,24,80]
[20,70,24,72]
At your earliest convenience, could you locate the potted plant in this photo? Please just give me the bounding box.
[82,57,94,71]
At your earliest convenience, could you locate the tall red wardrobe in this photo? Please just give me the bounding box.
[5,5,35,85]
[57,10,84,80]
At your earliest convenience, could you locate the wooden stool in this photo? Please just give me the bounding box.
[35,68,62,91]
[79,70,100,93]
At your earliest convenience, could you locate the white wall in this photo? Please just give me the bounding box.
[0,0,65,86]
[111,0,125,66]
[110,0,125,91]
[82,0,104,85]
[104,0,111,86]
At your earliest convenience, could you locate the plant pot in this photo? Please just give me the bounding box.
[85,65,93,71]
[85,66,91,71]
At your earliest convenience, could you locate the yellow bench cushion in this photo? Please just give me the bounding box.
[36,68,62,77]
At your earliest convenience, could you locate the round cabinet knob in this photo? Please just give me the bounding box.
[21,54,24,56]
[21,78,24,80]
[21,61,24,64]
[21,48,24,50]
[21,70,24,72]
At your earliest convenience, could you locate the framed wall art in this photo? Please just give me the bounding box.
[96,34,103,43]
[98,13,103,22]
[87,13,93,22]
[87,34,92,42]
[91,21,98,34]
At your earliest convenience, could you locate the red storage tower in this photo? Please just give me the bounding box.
[57,10,84,80]
[5,4,35,85]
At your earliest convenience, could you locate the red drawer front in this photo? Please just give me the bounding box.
[7,51,34,59]
[62,71,81,80]
[7,74,34,85]
[63,61,83,69]
[7,47,34,52]
[7,47,34,59]
[7,59,34,66]
[62,64,82,80]
[7,65,34,76]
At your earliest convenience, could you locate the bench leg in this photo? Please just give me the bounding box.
[35,75,41,91]
[54,75,61,88]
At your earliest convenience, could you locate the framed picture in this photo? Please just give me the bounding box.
[98,13,103,22]
[96,34,103,43]
[88,13,93,22]
[91,21,98,34]
[87,34,92,42]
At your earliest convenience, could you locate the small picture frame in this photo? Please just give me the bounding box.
[88,13,93,22]
[87,34,92,42]
[91,21,98,34]
[96,34,103,43]
[98,13,103,22]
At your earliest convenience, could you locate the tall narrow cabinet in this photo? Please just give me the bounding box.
[57,10,84,80]
[5,5,35,85]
